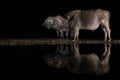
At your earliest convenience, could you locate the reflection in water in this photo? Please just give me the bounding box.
[44,43,111,75]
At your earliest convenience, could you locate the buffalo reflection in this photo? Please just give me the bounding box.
[44,43,111,75]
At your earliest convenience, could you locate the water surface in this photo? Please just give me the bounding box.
[2,43,120,80]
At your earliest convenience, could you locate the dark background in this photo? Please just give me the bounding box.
[1,1,120,79]
[1,0,119,39]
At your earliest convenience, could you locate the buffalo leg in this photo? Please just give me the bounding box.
[102,27,107,41]
[102,21,111,41]
[60,31,64,39]
[65,30,69,40]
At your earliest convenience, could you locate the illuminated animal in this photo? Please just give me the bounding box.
[43,15,69,39]
[66,9,111,41]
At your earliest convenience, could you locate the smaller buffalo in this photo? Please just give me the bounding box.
[42,15,69,39]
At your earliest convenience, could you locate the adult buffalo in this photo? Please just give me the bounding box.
[42,15,69,39]
[66,9,111,41]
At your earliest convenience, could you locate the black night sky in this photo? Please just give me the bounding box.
[1,0,120,39]
[2,1,120,79]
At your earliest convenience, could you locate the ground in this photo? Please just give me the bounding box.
[0,39,120,45]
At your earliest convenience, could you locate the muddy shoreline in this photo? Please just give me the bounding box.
[0,39,120,45]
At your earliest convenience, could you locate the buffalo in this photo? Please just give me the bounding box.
[66,9,111,41]
[42,15,69,39]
